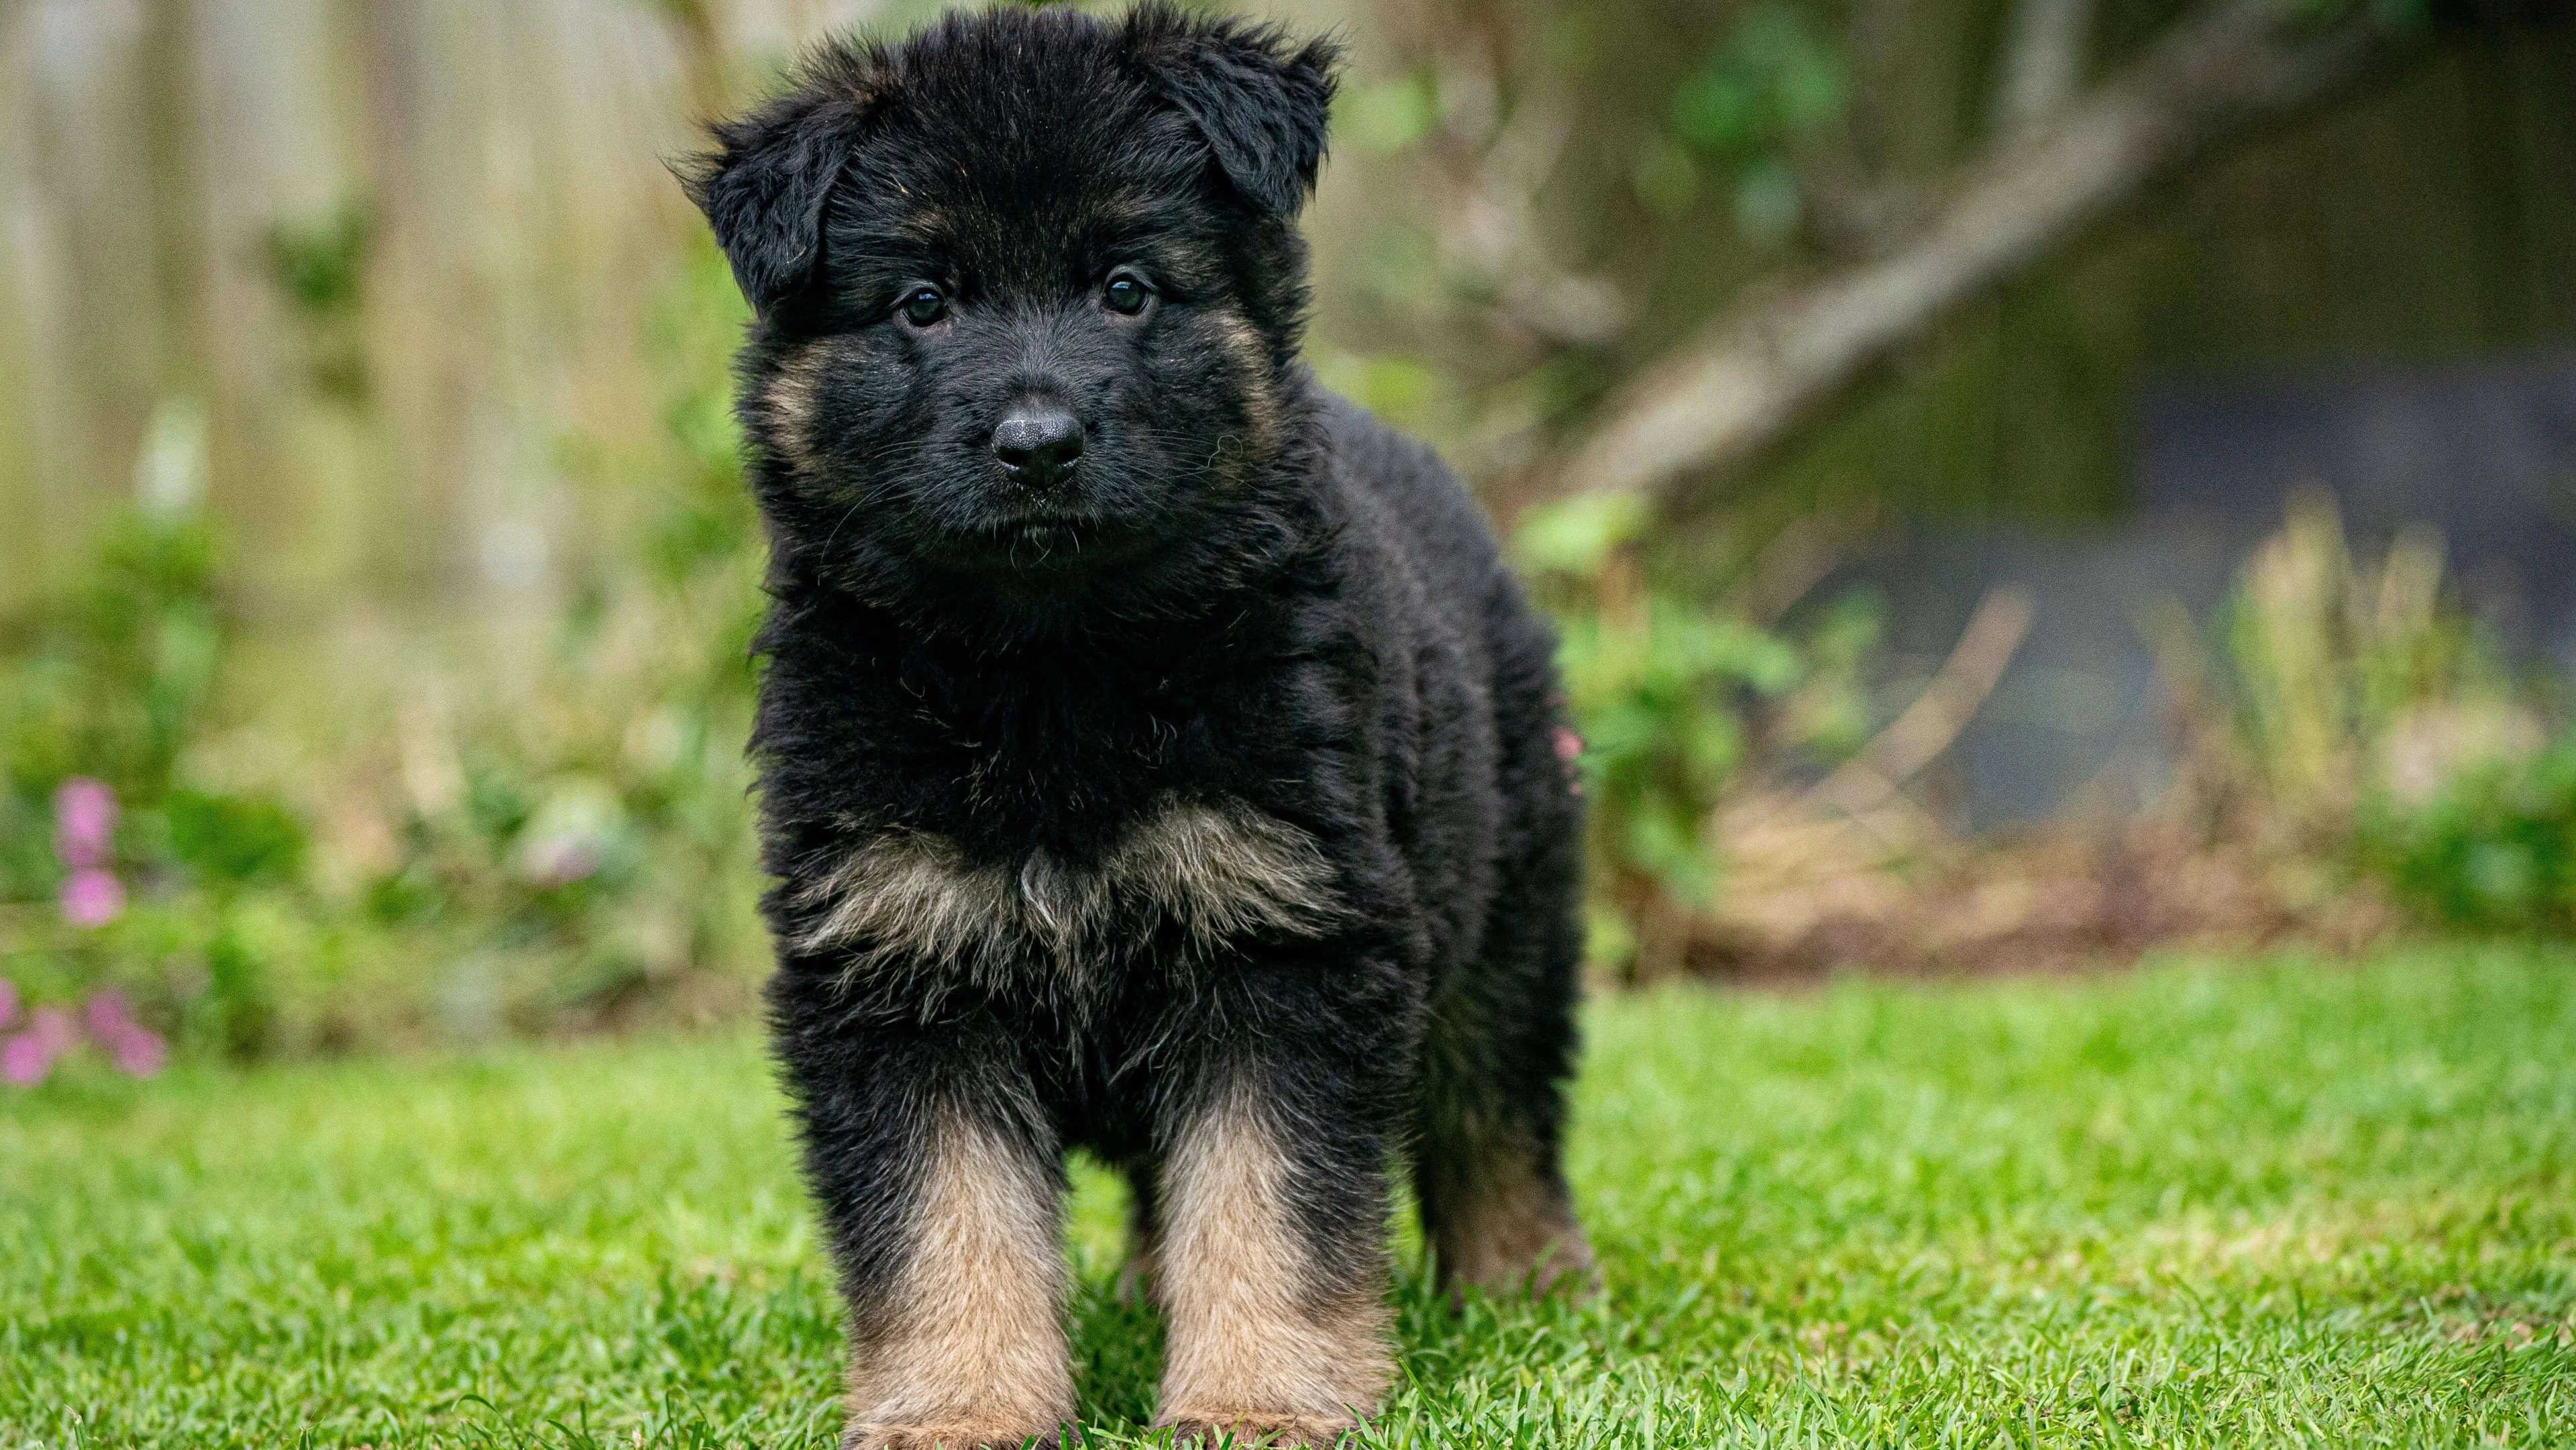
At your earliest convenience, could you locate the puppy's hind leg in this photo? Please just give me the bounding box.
[1113,1159,1160,1307]
[1416,794,1595,1300]
[1415,1106,1594,1301]
[1415,927,1594,1302]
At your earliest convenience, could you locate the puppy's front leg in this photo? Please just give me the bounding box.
[782,1019,1073,1450]
[844,1106,1071,1449]
[1150,1065,1398,1447]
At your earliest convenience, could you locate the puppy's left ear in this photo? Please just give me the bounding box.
[1129,7,1341,217]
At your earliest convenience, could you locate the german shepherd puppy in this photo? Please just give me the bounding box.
[686,6,1591,1445]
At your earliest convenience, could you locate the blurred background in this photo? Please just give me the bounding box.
[2,0,2573,1071]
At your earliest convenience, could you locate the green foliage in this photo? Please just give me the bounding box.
[1664,3,1848,247]
[0,237,771,1059]
[1511,492,1649,578]
[7,949,2572,1444]
[2188,491,2576,933]
[2220,496,2508,811]
[1516,495,1876,975]
[0,501,307,902]
[0,500,336,1059]
[260,197,376,401]
[260,198,374,318]
[165,788,307,886]
[0,505,223,819]
[1338,72,1442,157]
[1560,599,1802,909]
[2361,739,2576,932]
[1669,6,1847,153]
[329,236,769,1035]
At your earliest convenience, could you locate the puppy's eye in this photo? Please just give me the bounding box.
[898,287,947,327]
[1102,272,1152,316]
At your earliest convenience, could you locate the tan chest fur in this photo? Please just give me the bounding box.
[794,797,1340,991]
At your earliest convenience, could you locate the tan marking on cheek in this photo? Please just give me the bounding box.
[761,341,830,476]
[843,1108,1073,1449]
[1428,1141,1596,1300]
[1152,1092,1392,1438]
[1206,311,1282,458]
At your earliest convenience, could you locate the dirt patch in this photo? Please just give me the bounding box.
[1676,791,2400,984]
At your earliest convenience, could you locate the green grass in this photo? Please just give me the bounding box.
[5,948,2573,1448]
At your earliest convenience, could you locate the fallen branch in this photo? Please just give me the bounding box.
[1519,0,2402,524]
[1996,0,2098,134]
[1811,585,2035,819]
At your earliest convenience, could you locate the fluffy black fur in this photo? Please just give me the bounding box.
[687,7,1589,1446]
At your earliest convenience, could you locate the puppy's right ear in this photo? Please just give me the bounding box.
[680,46,884,317]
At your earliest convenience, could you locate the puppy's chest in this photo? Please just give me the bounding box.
[794,795,1342,994]
[872,664,1242,821]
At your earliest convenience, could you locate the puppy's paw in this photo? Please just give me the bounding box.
[842,1420,1073,1450]
[1154,1412,1356,1447]
[1450,1227,1601,1305]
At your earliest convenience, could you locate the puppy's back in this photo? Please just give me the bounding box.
[1320,393,1525,643]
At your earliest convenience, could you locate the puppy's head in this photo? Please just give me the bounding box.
[686,4,1339,617]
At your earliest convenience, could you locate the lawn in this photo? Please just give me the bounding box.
[3,948,2571,1448]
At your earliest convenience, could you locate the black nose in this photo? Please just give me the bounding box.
[991,405,1084,486]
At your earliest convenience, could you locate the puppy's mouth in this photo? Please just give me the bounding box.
[935,505,1155,577]
[993,517,1089,556]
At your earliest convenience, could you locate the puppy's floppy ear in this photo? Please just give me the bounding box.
[1127,5,1341,218]
[680,43,885,316]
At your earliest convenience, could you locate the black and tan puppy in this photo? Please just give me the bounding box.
[685,6,1591,1445]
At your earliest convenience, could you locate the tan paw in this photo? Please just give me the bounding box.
[1155,1412,1357,1447]
[842,1419,1072,1449]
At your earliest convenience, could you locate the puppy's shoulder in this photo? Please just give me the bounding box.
[1314,390,1512,621]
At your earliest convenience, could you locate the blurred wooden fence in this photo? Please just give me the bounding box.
[0,0,885,617]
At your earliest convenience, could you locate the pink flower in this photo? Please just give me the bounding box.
[2,1006,75,1087]
[0,998,167,1084]
[84,988,135,1038]
[105,1024,167,1077]
[0,977,17,1032]
[28,1004,75,1053]
[52,780,125,927]
[52,776,117,869]
[82,989,166,1078]
[60,867,126,928]
[1,1032,50,1086]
